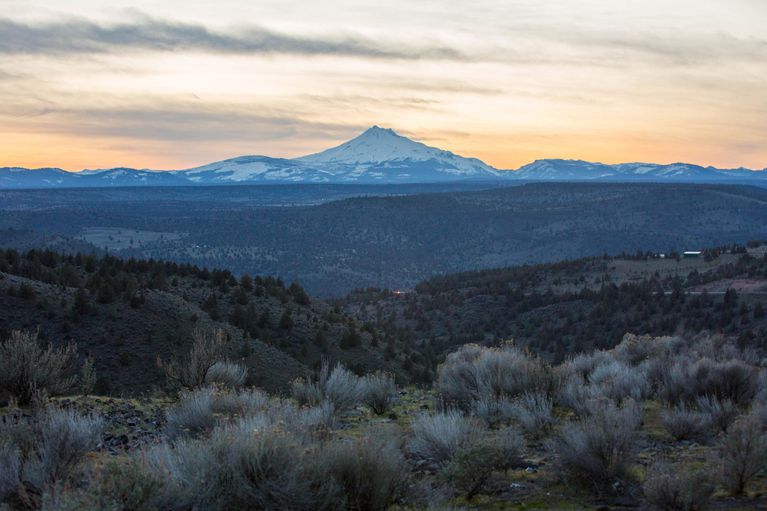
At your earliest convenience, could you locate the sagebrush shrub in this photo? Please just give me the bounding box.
[165,387,217,439]
[79,356,97,396]
[204,361,248,388]
[0,330,78,405]
[748,401,767,430]
[556,380,601,417]
[470,397,511,427]
[317,434,407,511]
[1,406,105,507]
[292,361,364,412]
[157,328,228,390]
[91,459,168,511]
[553,399,642,492]
[612,334,676,367]
[660,358,758,406]
[436,344,558,416]
[718,416,767,496]
[210,387,268,417]
[443,428,524,500]
[0,441,20,502]
[643,461,714,511]
[508,392,555,437]
[222,398,336,443]
[360,372,396,415]
[409,411,479,468]
[290,401,336,438]
[322,363,365,412]
[165,387,276,439]
[599,364,650,404]
[695,395,738,433]
[564,351,615,381]
[291,378,324,407]
[145,425,327,511]
[661,404,712,442]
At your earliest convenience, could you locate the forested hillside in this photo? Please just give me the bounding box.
[3,183,767,295]
[0,249,426,395]
[340,242,767,362]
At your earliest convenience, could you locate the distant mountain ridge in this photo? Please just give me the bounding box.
[2,127,765,188]
[514,159,767,182]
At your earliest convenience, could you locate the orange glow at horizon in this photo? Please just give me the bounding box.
[1,0,765,171]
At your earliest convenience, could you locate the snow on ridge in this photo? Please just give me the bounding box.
[296,126,499,177]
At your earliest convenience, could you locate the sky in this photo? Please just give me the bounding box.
[1,0,766,171]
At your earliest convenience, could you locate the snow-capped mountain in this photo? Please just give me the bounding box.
[513,160,616,180]
[178,156,331,184]
[2,127,766,188]
[0,166,186,188]
[294,126,501,182]
[175,126,502,184]
[513,159,767,182]
[0,167,72,188]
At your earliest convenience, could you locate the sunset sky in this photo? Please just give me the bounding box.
[1,0,765,171]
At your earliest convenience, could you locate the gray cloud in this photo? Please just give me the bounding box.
[3,100,362,145]
[0,16,464,60]
[509,23,767,66]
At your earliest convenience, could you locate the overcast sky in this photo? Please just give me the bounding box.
[1,0,765,170]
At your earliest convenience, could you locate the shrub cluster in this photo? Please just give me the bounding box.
[643,461,714,511]
[291,361,396,415]
[0,331,80,405]
[435,343,559,429]
[0,407,103,507]
[2,331,766,508]
[553,399,642,492]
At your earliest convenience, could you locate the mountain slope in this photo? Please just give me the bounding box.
[514,159,767,182]
[2,128,766,188]
[294,126,502,182]
[178,156,329,183]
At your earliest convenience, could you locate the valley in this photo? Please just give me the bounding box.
[3,182,767,295]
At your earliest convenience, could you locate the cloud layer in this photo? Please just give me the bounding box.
[0,1,765,171]
[0,16,463,60]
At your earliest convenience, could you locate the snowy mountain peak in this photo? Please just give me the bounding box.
[294,126,500,179]
[297,126,436,165]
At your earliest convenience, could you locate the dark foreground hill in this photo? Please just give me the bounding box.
[3,183,767,296]
[0,249,424,395]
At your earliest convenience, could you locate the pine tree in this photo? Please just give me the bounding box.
[202,293,219,320]
[279,309,293,330]
[340,325,361,349]
[72,287,90,317]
